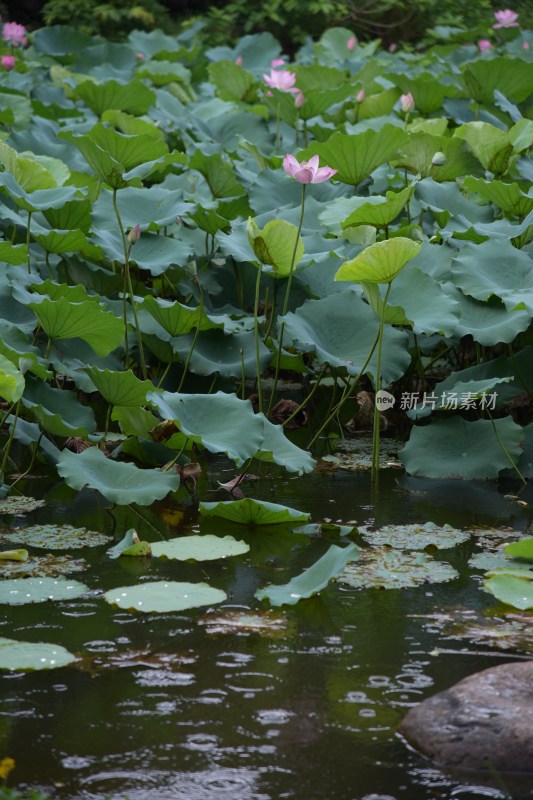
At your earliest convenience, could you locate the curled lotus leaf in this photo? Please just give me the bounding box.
[104,580,227,613]
[360,522,470,550]
[0,577,89,605]
[337,548,458,590]
[0,496,45,516]
[333,437,402,471]
[151,534,250,561]
[199,498,310,525]
[6,524,112,550]
[0,554,88,579]
[0,637,77,671]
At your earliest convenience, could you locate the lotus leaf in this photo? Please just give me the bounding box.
[200,498,309,525]
[0,637,77,671]
[84,367,154,407]
[505,537,533,561]
[400,416,524,479]
[104,580,227,613]
[338,549,458,589]
[0,577,88,604]
[0,354,24,402]
[335,238,421,284]
[360,522,470,550]
[247,218,304,276]
[0,554,88,579]
[151,534,249,561]
[28,297,124,356]
[256,543,359,606]
[483,568,533,610]
[56,447,180,505]
[6,524,111,549]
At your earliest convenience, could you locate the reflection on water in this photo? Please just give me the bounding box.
[1,464,532,799]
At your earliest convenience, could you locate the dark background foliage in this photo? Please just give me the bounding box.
[2,0,533,49]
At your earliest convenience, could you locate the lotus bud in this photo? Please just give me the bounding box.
[356,88,366,103]
[235,55,243,66]
[18,357,32,375]
[294,90,305,108]
[431,151,447,167]
[400,92,415,113]
[127,224,141,245]
[346,35,357,51]
[1,55,14,69]
[478,39,492,52]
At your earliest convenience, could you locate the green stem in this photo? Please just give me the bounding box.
[0,401,20,476]
[487,410,527,487]
[178,276,203,392]
[253,264,264,413]
[371,281,392,479]
[282,363,328,427]
[282,184,306,316]
[267,321,285,417]
[307,331,380,449]
[11,434,43,489]
[156,345,174,389]
[112,189,147,379]
[240,347,246,400]
[26,211,31,274]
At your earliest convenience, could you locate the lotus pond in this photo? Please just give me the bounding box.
[2,463,533,800]
[2,11,533,800]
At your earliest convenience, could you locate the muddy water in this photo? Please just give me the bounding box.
[1,462,532,800]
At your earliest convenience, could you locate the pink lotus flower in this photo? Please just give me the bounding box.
[283,154,337,184]
[263,68,298,93]
[294,90,305,108]
[478,39,492,52]
[2,22,27,47]
[347,35,357,51]
[271,58,286,68]
[1,55,14,69]
[493,9,519,28]
[235,55,243,66]
[400,92,415,113]
[523,41,530,49]
[388,43,398,53]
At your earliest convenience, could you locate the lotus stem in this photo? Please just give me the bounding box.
[0,401,20,476]
[487,410,527,487]
[178,275,203,392]
[307,331,380,449]
[267,321,285,417]
[371,281,392,479]
[282,184,306,317]
[282,363,328,427]
[253,263,264,413]
[112,188,147,380]
[26,211,31,273]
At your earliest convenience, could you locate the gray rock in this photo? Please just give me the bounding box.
[399,660,533,773]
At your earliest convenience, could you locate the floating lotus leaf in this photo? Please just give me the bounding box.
[468,526,523,551]
[0,577,88,605]
[104,581,227,613]
[73,647,196,676]
[56,448,180,506]
[0,496,45,516]
[0,554,88,579]
[151,534,250,561]
[338,549,458,589]
[468,552,518,572]
[199,498,309,525]
[291,522,355,539]
[445,613,533,654]
[0,637,77,671]
[6,524,111,550]
[505,537,533,561]
[360,522,470,550]
[483,568,533,610]
[256,543,359,606]
[107,529,150,559]
[198,609,290,636]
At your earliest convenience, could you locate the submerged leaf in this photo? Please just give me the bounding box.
[0,554,87,579]
[6,524,111,550]
[338,548,458,589]
[0,496,46,516]
[360,522,470,550]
